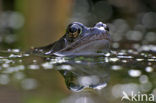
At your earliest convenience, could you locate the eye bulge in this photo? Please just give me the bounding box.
[67,24,82,38]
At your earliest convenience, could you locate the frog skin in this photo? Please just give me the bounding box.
[32,22,110,56]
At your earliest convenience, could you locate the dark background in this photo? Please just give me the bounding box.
[0,0,156,49]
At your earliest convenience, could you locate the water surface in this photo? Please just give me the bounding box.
[0,43,156,103]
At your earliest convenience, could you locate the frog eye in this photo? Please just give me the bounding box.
[68,24,82,38]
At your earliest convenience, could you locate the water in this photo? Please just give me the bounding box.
[1,0,156,102]
[0,44,156,103]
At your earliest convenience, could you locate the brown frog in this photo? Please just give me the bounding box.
[32,22,110,56]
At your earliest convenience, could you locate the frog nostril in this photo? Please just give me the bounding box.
[105,26,109,31]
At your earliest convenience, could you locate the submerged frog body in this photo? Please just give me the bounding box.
[32,22,111,56]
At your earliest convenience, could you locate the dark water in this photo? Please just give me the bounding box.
[0,43,156,103]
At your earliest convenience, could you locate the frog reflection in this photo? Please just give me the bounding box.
[56,61,110,92]
[32,22,110,56]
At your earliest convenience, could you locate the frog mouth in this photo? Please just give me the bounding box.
[54,33,110,56]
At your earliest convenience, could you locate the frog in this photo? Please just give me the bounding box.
[31,22,110,56]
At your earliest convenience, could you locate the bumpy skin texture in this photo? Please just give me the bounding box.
[32,22,111,56]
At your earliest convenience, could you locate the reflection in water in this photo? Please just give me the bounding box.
[56,61,110,92]
[55,61,110,103]
[0,46,156,102]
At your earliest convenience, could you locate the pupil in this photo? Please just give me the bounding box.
[69,27,77,33]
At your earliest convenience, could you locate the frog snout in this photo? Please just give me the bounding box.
[95,22,109,31]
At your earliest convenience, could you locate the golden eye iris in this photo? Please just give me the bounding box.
[69,31,79,38]
[68,24,82,38]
